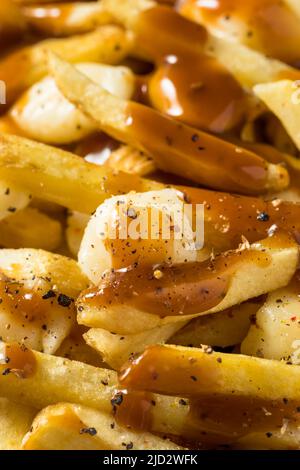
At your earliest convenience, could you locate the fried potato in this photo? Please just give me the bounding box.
[0,207,62,251]
[56,327,104,368]
[9,64,135,145]
[66,212,90,258]
[22,2,113,36]
[0,397,36,450]
[78,189,199,285]
[0,134,162,214]
[0,180,30,222]
[22,403,183,450]
[0,0,26,42]
[50,54,289,195]
[84,322,185,370]
[0,342,116,411]
[241,277,300,363]
[0,26,133,104]
[119,343,300,402]
[105,146,155,176]
[234,426,300,450]
[77,232,299,334]
[254,80,300,150]
[170,302,260,349]
[0,249,88,353]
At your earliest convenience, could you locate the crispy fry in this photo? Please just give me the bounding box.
[119,343,300,402]
[0,26,133,104]
[50,54,289,194]
[0,207,62,251]
[84,322,186,370]
[0,134,162,213]
[170,302,260,349]
[22,2,113,36]
[77,232,299,334]
[0,342,116,411]
[0,398,36,450]
[21,403,184,450]
[0,249,88,353]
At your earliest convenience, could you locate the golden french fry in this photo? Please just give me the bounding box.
[77,232,299,334]
[0,342,116,411]
[178,0,300,64]
[0,248,88,353]
[84,322,185,370]
[106,145,155,176]
[119,343,300,402]
[22,403,184,450]
[0,134,162,213]
[0,0,27,42]
[49,53,289,195]
[22,2,113,36]
[0,207,62,250]
[0,26,133,104]
[254,80,300,150]
[56,327,105,368]
[0,397,37,450]
[170,302,260,349]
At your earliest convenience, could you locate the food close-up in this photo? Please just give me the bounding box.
[1,0,300,451]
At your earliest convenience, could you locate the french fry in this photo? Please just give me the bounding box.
[77,232,299,334]
[254,80,300,150]
[56,326,105,368]
[0,134,162,214]
[106,145,155,176]
[0,248,88,353]
[84,322,186,370]
[0,0,27,42]
[21,403,184,450]
[0,397,37,450]
[0,26,133,104]
[170,302,260,349]
[22,2,113,36]
[0,207,62,251]
[0,342,195,440]
[178,0,300,64]
[119,343,300,402]
[0,342,116,411]
[50,54,289,195]
[233,426,300,450]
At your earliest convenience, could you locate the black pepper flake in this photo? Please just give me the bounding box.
[296,406,300,413]
[126,442,133,450]
[191,134,199,142]
[190,375,197,381]
[7,207,16,213]
[2,368,10,376]
[216,357,222,363]
[179,399,187,406]
[257,212,270,222]
[266,432,273,438]
[42,289,56,300]
[57,293,73,308]
[80,427,97,436]
[111,392,123,407]
[283,398,288,405]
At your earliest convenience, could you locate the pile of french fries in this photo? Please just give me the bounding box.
[0,0,300,450]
